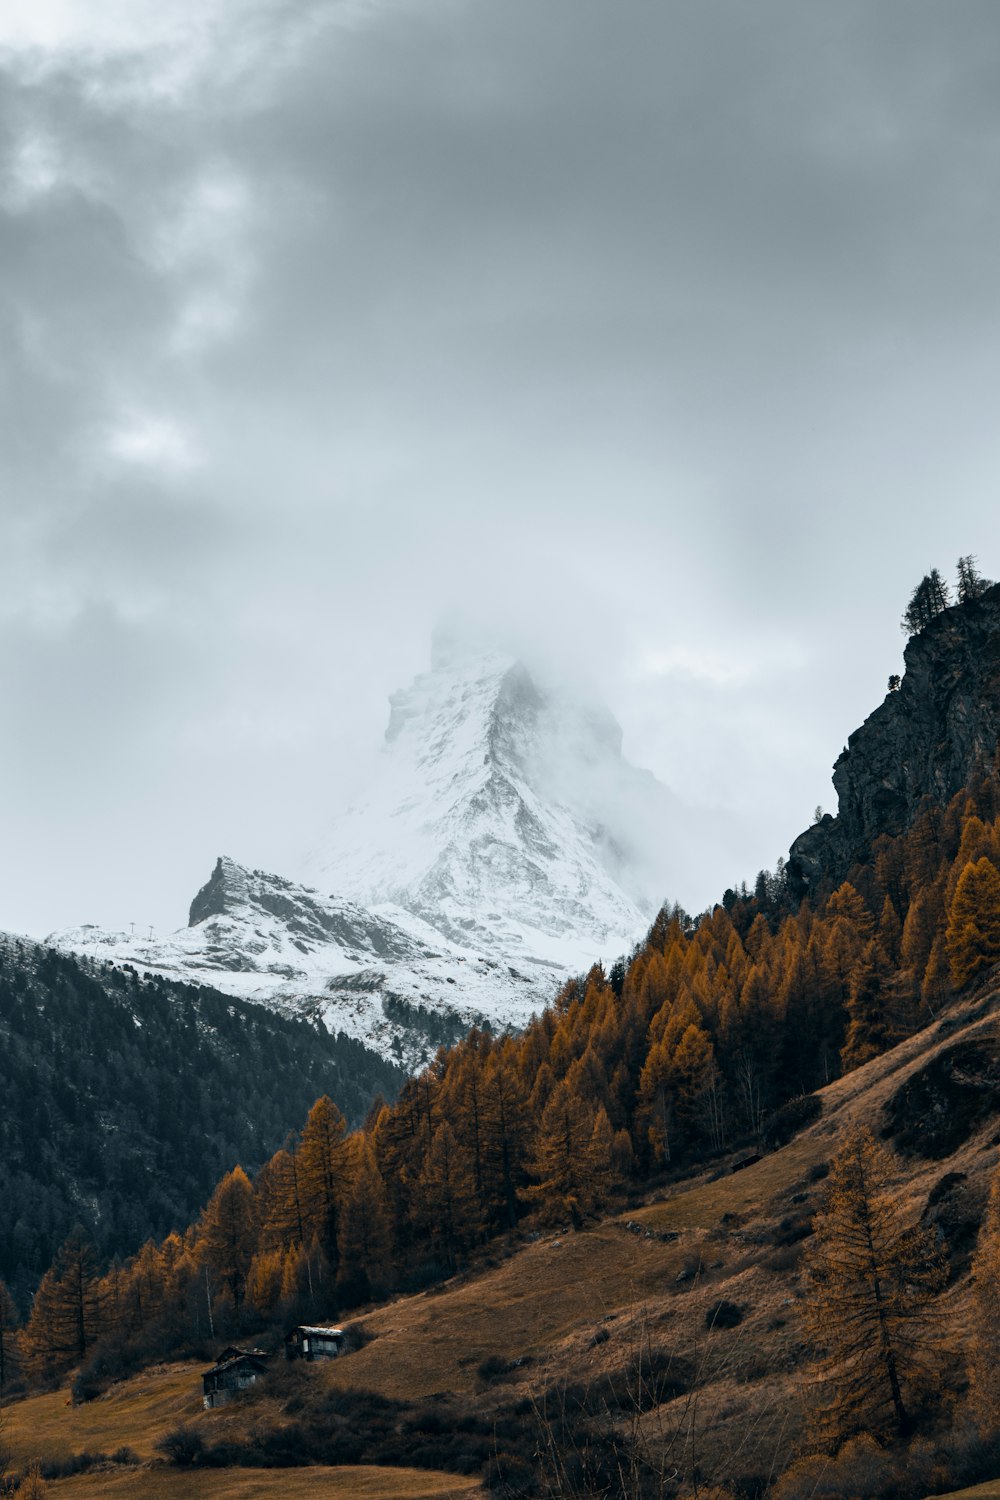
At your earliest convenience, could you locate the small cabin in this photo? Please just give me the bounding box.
[284,1324,344,1362]
[202,1347,271,1409]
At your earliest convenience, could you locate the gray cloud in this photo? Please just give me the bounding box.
[2,0,1000,934]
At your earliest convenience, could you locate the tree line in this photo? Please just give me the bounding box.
[901,554,992,636]
[0,942,405,1302]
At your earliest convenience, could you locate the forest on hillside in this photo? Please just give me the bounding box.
[0,941,404,1300]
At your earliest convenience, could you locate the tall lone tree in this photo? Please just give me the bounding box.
[957,554,992,604]
[802,1128,946,1442]
[901,569,951,636]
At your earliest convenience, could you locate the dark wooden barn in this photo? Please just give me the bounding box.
[284,1324,344,1362]
[202,1347,271,1408]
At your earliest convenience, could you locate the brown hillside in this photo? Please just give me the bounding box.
[6,977,999,1495]
[327,978,1000,1395]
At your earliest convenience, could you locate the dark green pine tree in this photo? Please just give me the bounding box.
[902,569,951,636]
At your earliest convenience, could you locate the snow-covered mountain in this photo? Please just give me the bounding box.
[56,856,544,1067]
[301,634,666,966]
[53,640,676,1064]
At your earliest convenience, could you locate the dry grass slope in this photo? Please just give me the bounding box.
[42,1465,483,1499]
[2,1364,485,1500]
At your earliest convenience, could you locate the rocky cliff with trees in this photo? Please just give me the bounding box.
[788,561,1000,900]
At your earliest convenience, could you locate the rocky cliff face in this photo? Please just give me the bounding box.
[788,584,1000,897]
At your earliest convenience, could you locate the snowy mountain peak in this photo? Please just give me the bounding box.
[302,646,670,969]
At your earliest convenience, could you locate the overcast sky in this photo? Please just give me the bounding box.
[2,0,1000,938]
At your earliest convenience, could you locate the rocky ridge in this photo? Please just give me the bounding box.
[57,856,546,1069]
[788,584,1000,897]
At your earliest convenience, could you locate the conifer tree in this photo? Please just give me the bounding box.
[670,1021,724,1151]
[802,1128,946,1441]
[417,1120,480,1271]
[246,1249,285,1319]
[255,1147,307,1254]
[957,554,991,604]
[920,933,951,1017]
[946,857,1000,988]
[587,1106,618,1210]
[968,1165,1000,1432]
[902,569,951,635]
[522,1080,598,1227]
[840,941,900,1072]
[298,1096,350,1275]
[196,1166,258,1319]
[337,1138,391,1298]
[481,1046,530,1230]
[24,1227,102,1377]
[899,887,938,988]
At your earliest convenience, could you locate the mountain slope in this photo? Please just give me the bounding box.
[56,856,547,1067]
[0,933,404,1295]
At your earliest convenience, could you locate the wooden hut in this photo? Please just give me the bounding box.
[283,1324,344,1362]
[202,1347,271,1408]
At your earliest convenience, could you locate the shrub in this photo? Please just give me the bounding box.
[477,1354,513,1385]
[557,1349,692,1416]
[705,1299,743,1330]
[155,1425,206,1467]
[773,1214,813,1247]
[39,1452,105,1480]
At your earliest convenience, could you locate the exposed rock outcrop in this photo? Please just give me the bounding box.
[788,584,1000,898]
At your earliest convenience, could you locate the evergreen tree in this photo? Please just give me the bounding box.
[902,569,951,635]
[522,1081,598,1227]
[24,1228,102,1378]
[196,1166,258,1319]
[297,1096,350,1276]
[957,554,992,604]
[840,942,896,1072]
[337,1138,391,1299]
[802,1128,946,1442]
[417,1121,480,1271]
[945,857,1000,989]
